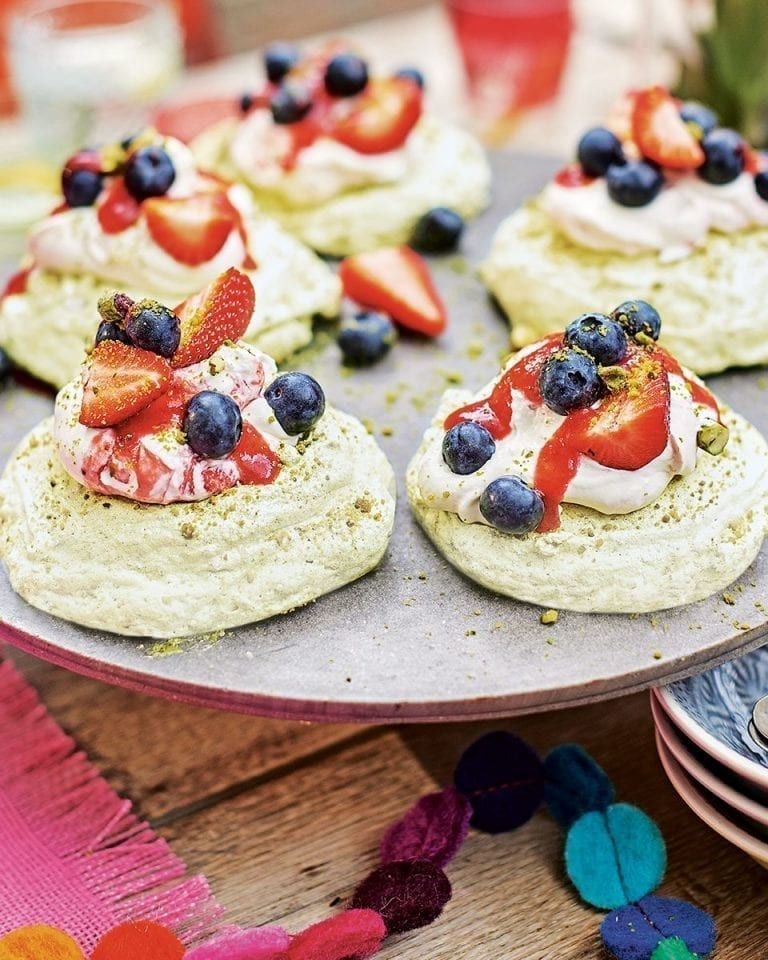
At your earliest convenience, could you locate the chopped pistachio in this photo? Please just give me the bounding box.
[697,421,729,455]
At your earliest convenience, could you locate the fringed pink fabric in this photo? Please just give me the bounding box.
[0,658,228,953]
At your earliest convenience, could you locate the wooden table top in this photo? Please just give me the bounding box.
[4,647,766,958]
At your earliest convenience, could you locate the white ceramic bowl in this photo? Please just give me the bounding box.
[651,693,768,826]
[656,732,768,869]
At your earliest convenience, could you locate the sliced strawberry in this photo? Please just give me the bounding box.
[606,89,639,142]
[79,341,172,428]
[554,163,595,187]
[231,422,281,484]
[338,246,446,336]
[172,267,255,367]
[582,357,670,470]
[632,86,704,170]
[97,178,141,234]
[143,192,239,266]
[2,265,32,299]
[332,77,422,154]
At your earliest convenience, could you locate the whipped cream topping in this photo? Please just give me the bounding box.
[54,342,295,505]
[229,108,412,208]
[416,341,720,529]
[29,138,252,295]
[541,171,768,262]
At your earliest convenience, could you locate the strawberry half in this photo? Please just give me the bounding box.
[338,246,446,336]
[79,341,172,428]
[632,87,704,170]
[143,192,239,266]
[97,178,141,234]
[172,267,255,368]
[332,76,422,155]
[582,357,670,470]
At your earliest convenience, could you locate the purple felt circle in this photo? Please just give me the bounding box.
[349,860,452,935]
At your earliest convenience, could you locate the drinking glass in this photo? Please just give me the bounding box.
[446,0,573,144]
[8,0,182,162]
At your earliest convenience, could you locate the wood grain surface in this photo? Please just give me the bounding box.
[5,647,767,958]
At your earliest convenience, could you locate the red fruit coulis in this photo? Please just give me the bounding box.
[83,372,280,503]
[444,335,719,533]
[1,265,32,299]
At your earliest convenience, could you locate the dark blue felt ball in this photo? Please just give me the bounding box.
[454,731,544,833]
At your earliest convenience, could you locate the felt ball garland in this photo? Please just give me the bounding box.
[1,731,720,959]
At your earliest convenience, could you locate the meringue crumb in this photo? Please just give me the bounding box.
[540,609,559,625]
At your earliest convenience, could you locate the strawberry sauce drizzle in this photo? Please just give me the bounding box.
[441,335,698,533]
[85,374,280,503]
[1,265,32,299]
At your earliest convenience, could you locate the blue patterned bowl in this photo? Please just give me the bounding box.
[655,646,768,792]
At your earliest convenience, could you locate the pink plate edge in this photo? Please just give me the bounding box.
[655,731,768,867]
[650,693,768,825]
[652,687,768,791]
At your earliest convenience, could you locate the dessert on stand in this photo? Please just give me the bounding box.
[408,301,768,611]
[0,270,395,638]
[192,43,490,256]
[0,133,340,388]
[482,88,768,374]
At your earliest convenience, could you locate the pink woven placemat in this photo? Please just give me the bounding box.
[0,657,228,953]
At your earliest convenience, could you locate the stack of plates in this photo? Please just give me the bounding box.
[652,647,768,867]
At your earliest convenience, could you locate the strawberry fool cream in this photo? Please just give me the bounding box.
[28,138,253,296]
[541,171,768,263]
[413,336,722,533]
[54,341,292,505]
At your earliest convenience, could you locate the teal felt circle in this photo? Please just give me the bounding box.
[565,803,667,909]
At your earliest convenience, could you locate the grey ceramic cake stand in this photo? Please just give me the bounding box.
[0,153,766,722]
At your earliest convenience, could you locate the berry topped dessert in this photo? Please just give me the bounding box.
[191,43,490,255]
[481,87,768,374]
[0,270,395,638]
[407,301,768,612]
[0,131,340,388]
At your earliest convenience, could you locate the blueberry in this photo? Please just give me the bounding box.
[679,101,718,137]
[755,169,768,201]
[264,371,325,435]
[124,146,175,201]
[479,476,544,535]
[95,320,131,346]
[338,311,397,365]
[410,207,465,253]
[183,391,243,459]
[442,422,495,475]
[239,91,254,113]
[698,128,745,185]
[124,299,180,358]
[394,67,424,89]
[324,53,368,97]
[538,349,604,416]
[264,42,301,84]
[606,160,663,207]
[564,313,627,366]
[62,168,103,207]
[0,347,13,388]
[610,299,661,341]
[270,83,313,124]
[577,127,625,178]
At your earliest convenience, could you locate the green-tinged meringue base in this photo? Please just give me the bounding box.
[407,399,768,613]
[480,203,768,376]
[192,116,491,256]
[0,408,395,638]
